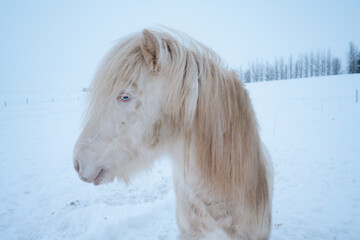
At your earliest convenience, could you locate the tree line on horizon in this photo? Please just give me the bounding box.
[238,42,360,83]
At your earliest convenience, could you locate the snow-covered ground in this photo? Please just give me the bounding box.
[0,74,359,239]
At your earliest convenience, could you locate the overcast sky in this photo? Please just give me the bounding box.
[0,0,359,92]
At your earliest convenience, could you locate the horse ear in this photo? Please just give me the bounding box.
[140,29,162,72]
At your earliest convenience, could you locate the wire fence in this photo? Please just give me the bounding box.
[1,91,87,108]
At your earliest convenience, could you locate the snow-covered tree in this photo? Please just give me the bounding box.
[274,58,279,80]
[258,60,264,81]
[238,66,243,81]
[288,55,294,79]
[279,57,285,80]
[332,57,342,75]
[326,49,332,76]
[298,56,303,78]
[294,59,299,78]
[243,69,251,83]
[310,51,314,77]
[265,61,274,81]
[304,53,309,78]
[251,62,257,82]
[320,51,326,76]
[348,42,359,74]
[315,51,320,77]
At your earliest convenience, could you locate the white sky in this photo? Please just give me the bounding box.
[0,0,359,92]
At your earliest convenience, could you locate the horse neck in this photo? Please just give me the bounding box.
[166,136,199,186]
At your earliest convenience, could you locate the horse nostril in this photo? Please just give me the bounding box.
[74,160,80,173]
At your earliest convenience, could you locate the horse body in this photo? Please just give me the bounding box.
[73,29,273,239]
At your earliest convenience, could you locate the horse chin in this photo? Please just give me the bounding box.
[92,169,115,186]
[92,168,104,185]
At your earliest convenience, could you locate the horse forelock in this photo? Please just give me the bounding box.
[85,33,145,123]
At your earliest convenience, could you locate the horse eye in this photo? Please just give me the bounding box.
[117,93,132,103]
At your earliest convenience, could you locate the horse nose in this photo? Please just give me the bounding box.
[74,159,80,173]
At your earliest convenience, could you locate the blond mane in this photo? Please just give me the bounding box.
[86,28,270,230]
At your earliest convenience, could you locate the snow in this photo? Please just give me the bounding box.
[0,74,359,239]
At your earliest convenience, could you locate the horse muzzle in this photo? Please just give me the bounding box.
[73,158,106,185]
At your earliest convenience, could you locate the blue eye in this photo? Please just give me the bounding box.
[117,93,132,103]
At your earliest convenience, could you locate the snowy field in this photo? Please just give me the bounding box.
[0,74,359,240]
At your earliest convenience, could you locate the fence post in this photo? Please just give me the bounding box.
[4,101,6,107]
[26,98,29,104]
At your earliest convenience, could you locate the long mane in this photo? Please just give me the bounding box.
[155,29,270,220]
